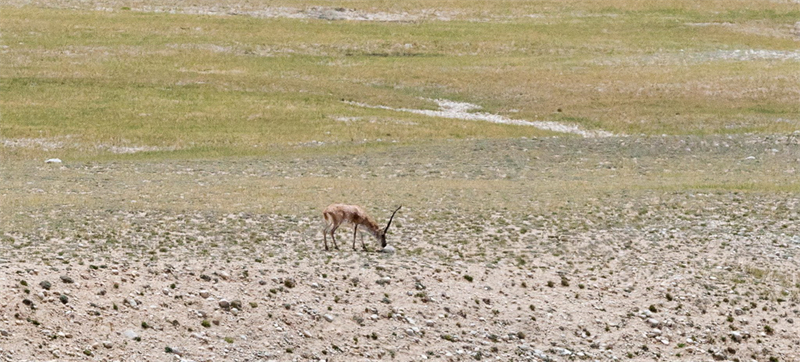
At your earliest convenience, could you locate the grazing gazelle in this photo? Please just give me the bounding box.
[322,204,402,251]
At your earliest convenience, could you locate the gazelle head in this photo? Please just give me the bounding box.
[379,206,402,248]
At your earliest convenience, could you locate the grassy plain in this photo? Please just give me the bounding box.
[2,0,799,160]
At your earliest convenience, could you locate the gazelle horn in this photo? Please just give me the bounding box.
[384,206,402,233]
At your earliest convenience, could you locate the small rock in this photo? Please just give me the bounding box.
[376,277,391,286]
[45,158,62,164]
[219,299,230,309]
[199,290,210,298]
[533,349,550,361]
[102,341,113,349]
[122,330,138,340]
[60,275,74,284]
[39,281,52,290]
[0,330,10,337]
[217,271,231,280]
[647,318,660,327]
[230,300,242,310]
[729,331,743,342]
[646,329,662,338]
[382,245,396,254]
[323,314,334,322]
[125,298,138,308]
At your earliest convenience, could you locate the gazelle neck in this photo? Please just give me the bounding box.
[362,224,382,239]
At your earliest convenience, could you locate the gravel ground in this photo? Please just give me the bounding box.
[3,136,800,362]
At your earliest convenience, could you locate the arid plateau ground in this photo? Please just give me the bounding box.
[3,136,800,362]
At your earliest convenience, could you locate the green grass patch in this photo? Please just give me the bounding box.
[2,3,798,161]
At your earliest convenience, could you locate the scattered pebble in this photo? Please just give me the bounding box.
[122,330,138,340]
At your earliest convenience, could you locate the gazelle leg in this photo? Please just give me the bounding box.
[330,224,340,250]
[359,230,367,251]
[353,225,358,251]
[323,224,330,251]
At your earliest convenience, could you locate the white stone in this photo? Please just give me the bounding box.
[122,330,138,340]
